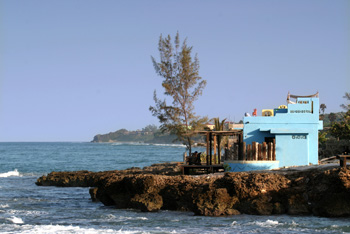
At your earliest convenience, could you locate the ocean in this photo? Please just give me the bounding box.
[0,142,349,234]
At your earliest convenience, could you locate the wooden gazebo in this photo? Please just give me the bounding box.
[182,130,243,175]
[196,130,243,165]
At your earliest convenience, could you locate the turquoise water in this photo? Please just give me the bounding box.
[0,142,349,233]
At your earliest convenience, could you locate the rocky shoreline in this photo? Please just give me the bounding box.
[36,163,350,217]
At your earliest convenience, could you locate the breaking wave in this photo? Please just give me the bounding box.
[256,219,279,227]
[0,169,21,178]
[152,143,186,147]
[0,224,143,234]
[0,204,9,208]
[110,142,186,147]
[7,216,24,224]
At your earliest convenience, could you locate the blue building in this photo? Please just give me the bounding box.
[225,92,323,172]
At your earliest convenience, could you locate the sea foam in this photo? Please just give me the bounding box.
[252,219,279,227]
[153,143,186,148]
[0,204,9,208]
[0,169,21,178]
[110,142,186,148]
[7,216,24,224]
[3,224,142,234]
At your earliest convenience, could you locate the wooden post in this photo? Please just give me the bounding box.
[247,144,251,160]
[238,133,243,160]
[242,142,246,160]
[214,134,219,164]
[238,143,242,160]
[213,135,217,157]
[268,142,273,160]
[209,132,213,165]
[250,144,254,160]
[262,142,267,160]
[246,144,251,161]
[252,142,258,160]
[272,139,276,161]
[235,144,239,160]
[258,143,262,160]
[206,133,210,165]
[217,135,221,164]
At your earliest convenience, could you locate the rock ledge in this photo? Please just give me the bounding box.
[36,163,350,217]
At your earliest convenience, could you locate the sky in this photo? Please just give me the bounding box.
[0,0,349,142]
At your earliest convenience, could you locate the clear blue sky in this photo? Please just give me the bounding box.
[1,0,349,142]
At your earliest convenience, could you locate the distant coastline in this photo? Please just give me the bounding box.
[91,126,177,144]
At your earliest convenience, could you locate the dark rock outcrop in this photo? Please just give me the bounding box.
[36,164,350,217]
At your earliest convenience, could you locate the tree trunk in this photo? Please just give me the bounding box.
[217,136,221,164]
[187,137,192,156]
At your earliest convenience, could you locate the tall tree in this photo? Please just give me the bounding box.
[340,92,350,111]
[328,112,337,123]
[150,32,207,155]
[320,103,327,115]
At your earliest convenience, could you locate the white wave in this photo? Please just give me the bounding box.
[254,219,279,227]
[7,216,24,224]
[117,216,148,221]
[24,210,49,216]
[153,143,186,147]
[2,224,143,234]
[109,142,187,148]
[291,220,298,226]
[111,142,150,146]
[20,172,39,177]
[111,142,126,146]
[231,221,238,226]
[0,169,21,178]
[7,209,49,217]
[0,204,9,208]
[104,214,117,220]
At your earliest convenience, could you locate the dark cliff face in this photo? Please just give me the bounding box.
[92,135,102,143]
[36,164,350,217]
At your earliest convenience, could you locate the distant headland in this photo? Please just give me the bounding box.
[91,125,177,144]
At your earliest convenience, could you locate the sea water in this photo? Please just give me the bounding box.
[0,142,349,234]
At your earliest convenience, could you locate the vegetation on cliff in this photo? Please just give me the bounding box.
[91,125,177,143]
[321,112,346,127]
